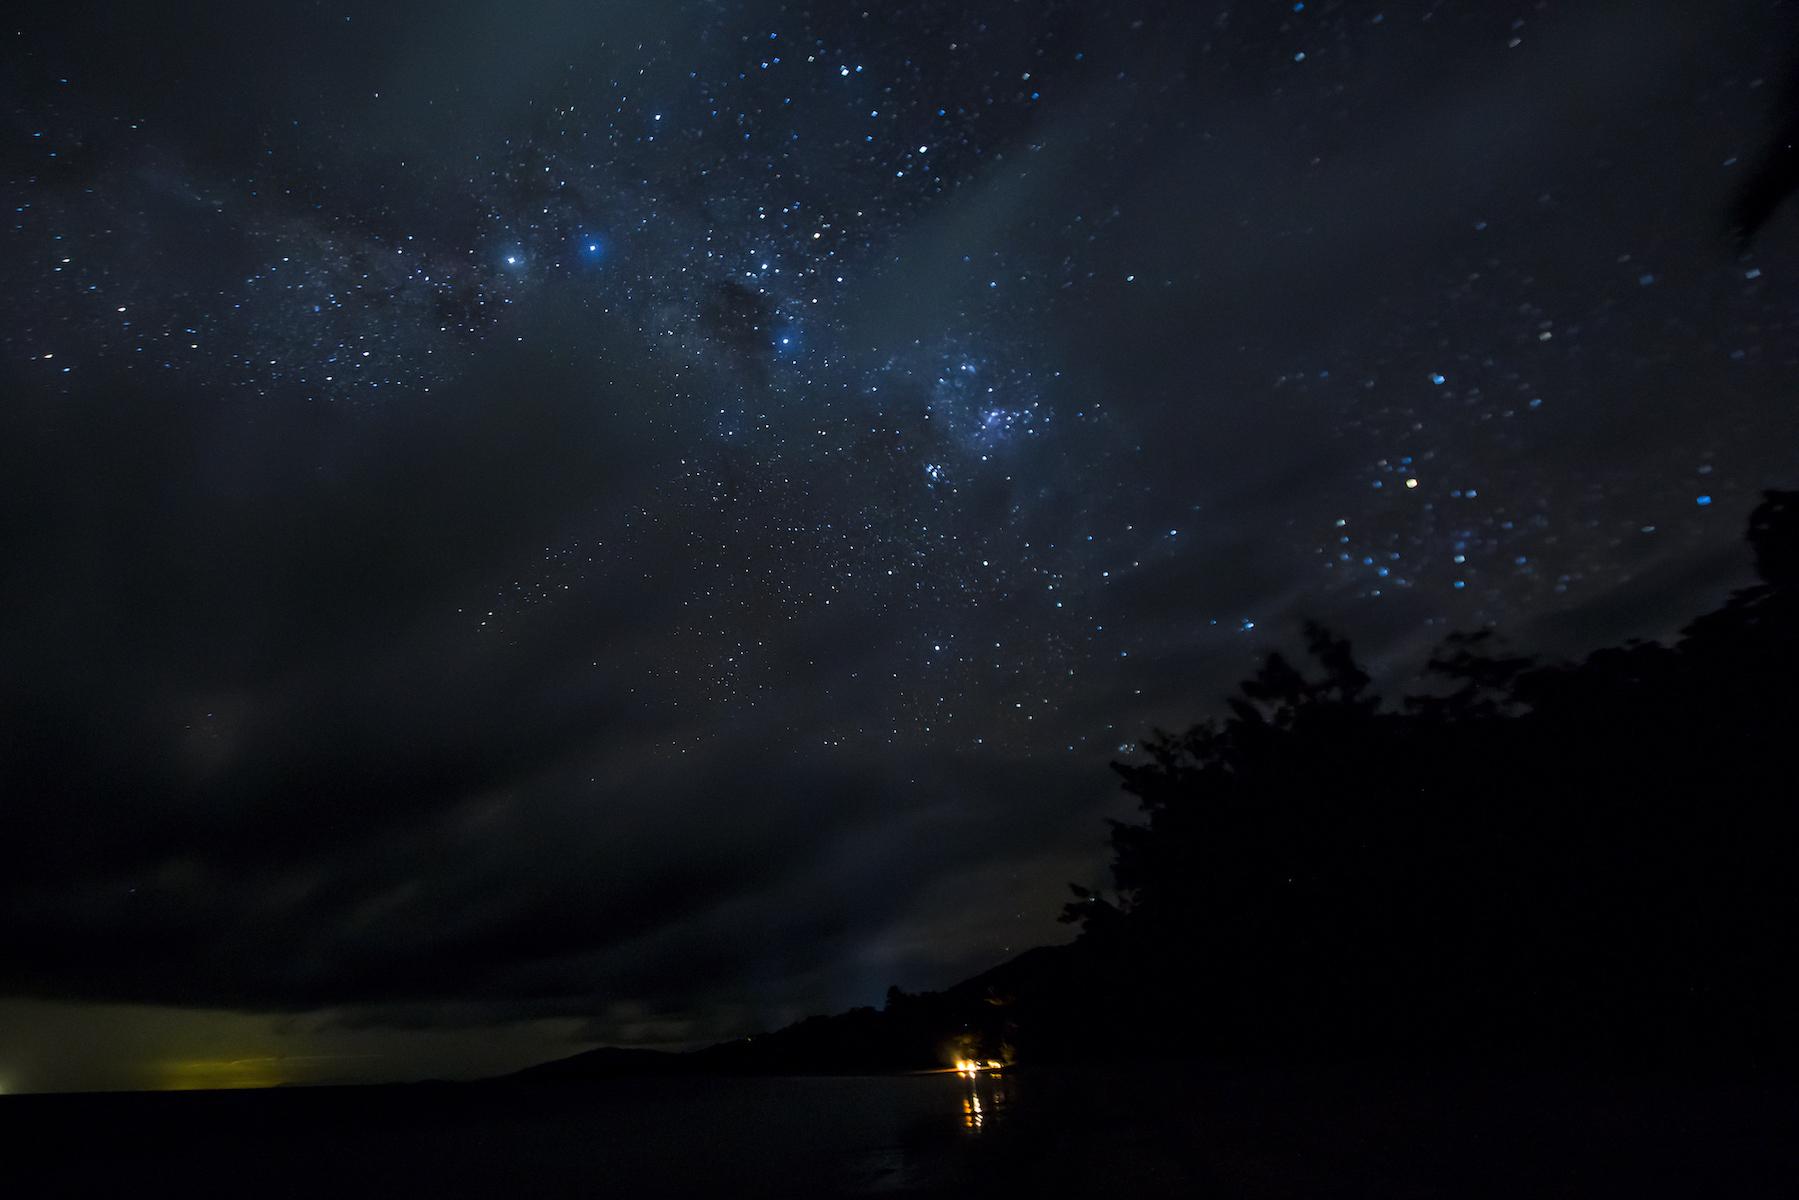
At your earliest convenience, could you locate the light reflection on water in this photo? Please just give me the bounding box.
[959,1072,1009,1132]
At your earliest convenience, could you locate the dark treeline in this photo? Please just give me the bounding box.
[524,493,1799,1081]
[1026,489,1799,1068]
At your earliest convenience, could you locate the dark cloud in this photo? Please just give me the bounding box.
[0,304,1107,1033]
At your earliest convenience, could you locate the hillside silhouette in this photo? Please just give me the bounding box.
[519,492,1799,1080]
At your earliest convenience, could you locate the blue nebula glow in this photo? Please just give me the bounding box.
[574,233,606,262]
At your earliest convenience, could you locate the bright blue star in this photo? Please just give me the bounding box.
[573,233,607,264]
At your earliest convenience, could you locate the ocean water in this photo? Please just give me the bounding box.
[9,1071,1058,1197]
[7,1065,1795,1197]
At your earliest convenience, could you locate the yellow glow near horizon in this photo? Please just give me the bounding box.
[156,1056,286,1091]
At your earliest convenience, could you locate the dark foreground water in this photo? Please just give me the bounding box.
[6,1065,1795,1196]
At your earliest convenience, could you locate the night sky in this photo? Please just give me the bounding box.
[4,0,1798,1093]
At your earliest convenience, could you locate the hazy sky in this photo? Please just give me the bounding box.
[4,0,1798,1092]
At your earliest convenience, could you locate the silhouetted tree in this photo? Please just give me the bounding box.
[1059,494,1799,1065]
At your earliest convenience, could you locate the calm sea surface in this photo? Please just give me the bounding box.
[7,1065,1794,1196]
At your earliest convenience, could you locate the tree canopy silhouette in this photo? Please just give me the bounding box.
[1061,491,1799,1064]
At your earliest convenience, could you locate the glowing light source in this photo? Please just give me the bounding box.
[952,1057,1003,1077]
